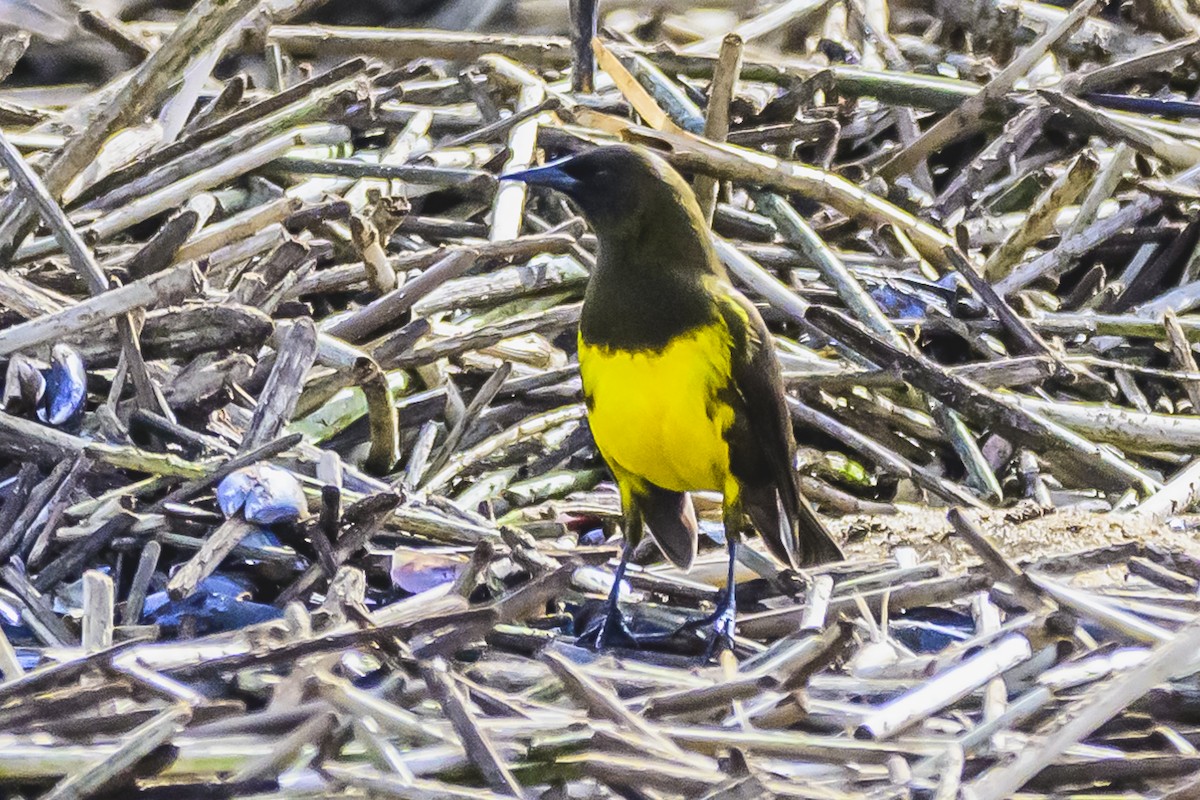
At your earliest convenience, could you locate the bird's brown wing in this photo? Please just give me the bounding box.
[715,288,844,568]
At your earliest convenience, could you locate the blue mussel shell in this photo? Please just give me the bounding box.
[37,344,86,429]
[216,464,307,525]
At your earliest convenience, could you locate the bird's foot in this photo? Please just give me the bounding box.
[575,604,641,650]
[704,601,737,660]
[675,589,738,659]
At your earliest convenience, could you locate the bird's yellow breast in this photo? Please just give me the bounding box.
[578,322,736,495]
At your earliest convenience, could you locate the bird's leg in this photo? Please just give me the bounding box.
[677,499,744,657]
[578,490,647,648]
[704,533,740,658]
[576,537,640,649]
[671,533,741,655]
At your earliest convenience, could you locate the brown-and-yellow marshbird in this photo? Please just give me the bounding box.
[503,144,843,652]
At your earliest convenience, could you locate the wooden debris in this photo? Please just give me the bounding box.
[2,2,1200,798]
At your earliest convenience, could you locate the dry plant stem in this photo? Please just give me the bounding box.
[982,151,1100,282]
[353,356,400,475]
[78,9,152,61]
[0,33,28,84]
[275,493,402,605]
[352,713,416,779]
[757,191,999,498]
[1,564,73,645]
[79,59,365,210]
[291,231,576,297]
[1134,457,1200,518]
[569,0,599,93]
[995,161,1197,296]
[0,0,263,256]
[1164,310,1200,410]
[1042,91,1200,169]
[621,50,706,135]
[381,303,581,372]
[946,248,1062,364]
[0,264,200,358]
[350,215,396,294]
[640,674,772,718]
[232,709,340,781]
[441,99,558,150]
[32,508,137,592]
[241,317,318,452]
[167,518,261,601]
[421,659,524,797]
[681,0,833,54]
[425,362,513,480]
[112,654,207,706]
[1129,556,1200,593]
[132,21,983,111]
[1050,141,1134,253]
[961,614,1200,800]
[935,105,1047,217]
[314,666,453,744]
[121,540,161,626]
[0,270,68,321]
[857,634,1033,739]
[38,705,192,800]
[877,0,1105,181]
[542,651,702,762]
[848,0,932,192]
[789,397,985,508]
[593,40,684,135]
[484,55,545,242]
[1028,573,1171,643]
[1078,34,1200,93]
[0,129,169,416]
[1024,310,1200,344]
[343,108,432,209]
[82,570,114,652]
[800,575,835,631]
[0,415,205,477]
[19,124,346,260]
[694,34,743,224]
[608,121,957,269]
[948,509,1049,610]
[402,421,439,490]
[809,307,1160,494]
[328,767,513,800]
[125,207,206,280]
[272,159,489,186]
[0,626,21,680]
[421,404,586,494]
[177,196,296,264]
[328,249,478,343]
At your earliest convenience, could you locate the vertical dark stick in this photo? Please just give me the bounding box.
[570,0,599,93]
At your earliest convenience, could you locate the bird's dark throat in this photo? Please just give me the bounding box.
[579,259,718,350]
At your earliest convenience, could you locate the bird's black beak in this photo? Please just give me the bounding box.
[500,157,581,194]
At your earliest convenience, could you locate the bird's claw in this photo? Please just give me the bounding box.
[703,602,737,660]
[675,588,738,660]
[575,605,641,650]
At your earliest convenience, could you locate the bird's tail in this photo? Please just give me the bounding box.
[639,486,699,570]
[745,484,843,569]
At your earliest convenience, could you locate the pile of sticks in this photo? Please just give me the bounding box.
[0,0,1199,796]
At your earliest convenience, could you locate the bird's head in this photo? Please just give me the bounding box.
[501,144,703,238]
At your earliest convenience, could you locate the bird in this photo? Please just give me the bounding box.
[502,144,844,652]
